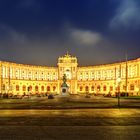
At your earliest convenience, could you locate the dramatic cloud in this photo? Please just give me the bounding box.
[69,28,102,46]
[110,0,140,29]
[0,22,139,66]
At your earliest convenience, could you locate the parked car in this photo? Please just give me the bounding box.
[48,94,54,99]
[103,93,112,97]
[2,93,9,99]
[12,95,22,99]
[22,95,30,99]
[115,92,129,97]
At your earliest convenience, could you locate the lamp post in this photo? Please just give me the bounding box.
[117,77,121,108]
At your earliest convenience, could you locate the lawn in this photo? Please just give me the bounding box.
[120,96,140,99]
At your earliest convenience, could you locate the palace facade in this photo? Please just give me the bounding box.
[0,53,140,95]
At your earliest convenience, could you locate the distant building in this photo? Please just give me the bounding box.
[0,52,140,95]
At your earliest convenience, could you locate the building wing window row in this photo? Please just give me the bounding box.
[1,66,58,81]
[77,64,138,81]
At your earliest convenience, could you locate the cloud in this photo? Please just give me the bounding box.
[0,24,26,43]
[110,0,140,29]
[0,23,133,66]
[69,28,102,46]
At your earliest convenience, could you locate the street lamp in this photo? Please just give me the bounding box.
[117,77,121,108]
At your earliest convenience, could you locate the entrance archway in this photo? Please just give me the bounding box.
[85,86,89,92]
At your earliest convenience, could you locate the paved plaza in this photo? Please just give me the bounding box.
[0,96,140,139]
[0,95,140,109]
[0,126,140,140]
[0,109,140,140]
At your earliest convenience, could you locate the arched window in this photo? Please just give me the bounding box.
[130,84,134,91]
[35,86,38,91]
[123,85,126,90]
[80,86,83,91]
[16,85,19,91]
[97,85,100,91]
[103,85,106,91]
[28,86,32,91]
[23,85,26,91]
[47,86,50,92]
[110,86,113,91]
[91,86,94,91]
[2,84,5,90]
[41,86,44,91]
[53,86,56,91]
[116,86,120,91]
[85,86,89,92]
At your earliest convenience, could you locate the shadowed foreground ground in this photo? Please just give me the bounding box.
[0,126,140,140]
[0,109,140,140]
[0,96,140,140]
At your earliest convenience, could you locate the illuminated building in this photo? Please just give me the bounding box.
[0,52,140,95]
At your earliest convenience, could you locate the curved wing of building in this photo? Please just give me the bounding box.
[0,53,140,96]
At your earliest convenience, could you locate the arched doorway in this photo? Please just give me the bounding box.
[22,85,26,91]
[80,86,83,92]
[16,85,19,91]
[28,86,32,91]
[35,86,38,92]
[41,86,44,92]
[97,85,101,92]
[47,86,50,92]
[53,86,56,92]
[103,85,106,91]
[91,86,94,91]
[85,86,89,92]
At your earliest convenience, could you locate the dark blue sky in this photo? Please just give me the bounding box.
[0,0,140,66]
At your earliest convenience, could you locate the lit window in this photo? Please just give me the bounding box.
[41,86,44,91]
[53,86,56,91]
[80,86,83,91]
[97,85,100,91]
[16,85,19,91]
[85,86,89,92]
[35,86,38,91]
[47,86,50,92]
[2,84,5,90]
[110,86,113,91]
[130,84,134,91]
[23,85,26,91]
[91,86,94,91]
[103,86,106,91]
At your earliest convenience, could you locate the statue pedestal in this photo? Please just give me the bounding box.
[61,87,69,96]
[60,74,69,97]
[61,83,69,97]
